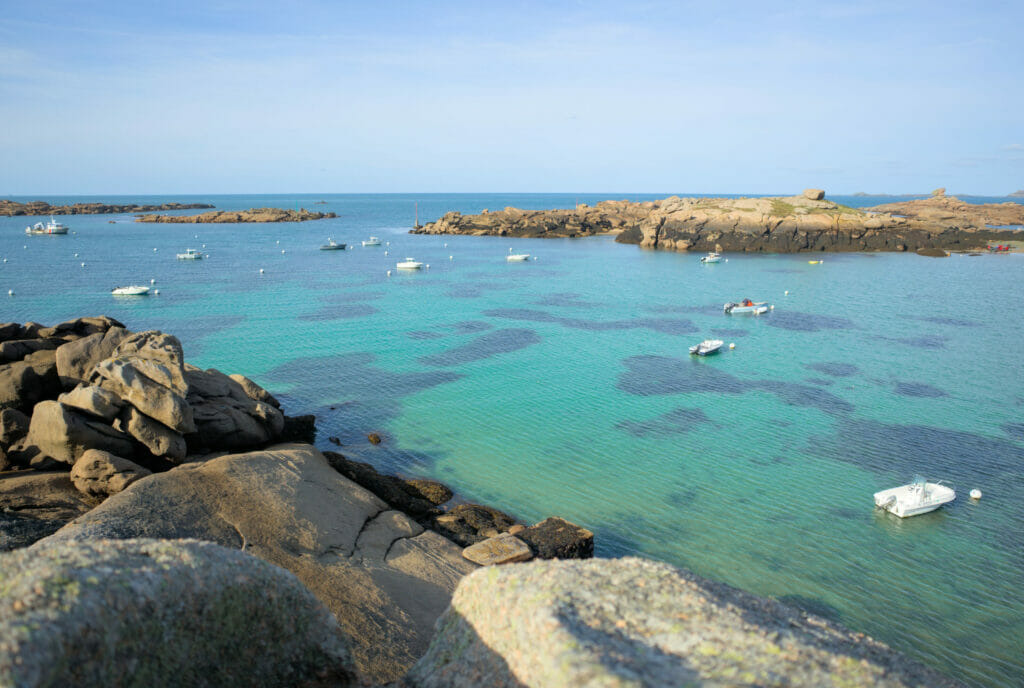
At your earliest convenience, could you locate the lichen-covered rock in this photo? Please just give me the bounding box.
[0,472,96,551]
[114,405,186,461]
[90,358,195,434]
[406,557,964,688]
[54,326,129,388]
[462,533,533,566]
[47,443,478,683]
[70,449,151,498]
[517,516,594,559]
[0,538,356,687]
[57,385,124,422]
[25,401,135,465]
[229,372,280,408]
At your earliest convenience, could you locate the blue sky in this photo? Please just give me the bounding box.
[2,1,1022,194]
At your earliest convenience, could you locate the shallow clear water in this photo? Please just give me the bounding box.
[2,193,1023,687]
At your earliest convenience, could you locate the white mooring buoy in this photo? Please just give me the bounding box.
[7,290,13,296]
[259,268,264,274]
[386,270,392,277]
[154,289,160,295]
[150,278,156,284]
[785,290,789,295]
[729,343,736,349]
[970,489,982,500]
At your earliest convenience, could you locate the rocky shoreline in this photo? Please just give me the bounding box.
[0,200,215,216]
[135,207,336,223]
[413,189,1021,253]
[1,316,964,686]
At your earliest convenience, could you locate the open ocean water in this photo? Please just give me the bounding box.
[2,192,1023,687]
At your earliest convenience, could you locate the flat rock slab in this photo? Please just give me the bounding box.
[0,538,355,687]
[406,556,964,688]
[46,443,477,683]
[462,533,533,566]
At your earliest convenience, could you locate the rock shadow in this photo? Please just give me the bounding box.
[765,311,856,332]
[616,407,713,438]
[880,334,948,349]
[298,303,378,321]
[532,292,599,309]
[893,381,948,398]
[804,362,859,377]
[419,329,541,367]
[618,355,854,416]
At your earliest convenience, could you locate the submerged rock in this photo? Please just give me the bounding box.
[0,538,356,687]
[517,516,594,559]
[406,557,964,688]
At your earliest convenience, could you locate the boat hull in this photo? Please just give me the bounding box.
[724,302,769,315]
[506,254,530,262]
[111,286,150,296]
[873,482,955,518]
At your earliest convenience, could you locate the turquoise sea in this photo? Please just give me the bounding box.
[2,193,1023,687]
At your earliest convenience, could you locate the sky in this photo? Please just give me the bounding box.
[1,0,1022,195]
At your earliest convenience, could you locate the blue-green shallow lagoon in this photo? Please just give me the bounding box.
[2,194,1023,687]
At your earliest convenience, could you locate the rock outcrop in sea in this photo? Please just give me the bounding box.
[865,194,1024,227]
[0,316,966,686]
[0,200,214,216]
[413,190,1020,253]
[135,207,337,223]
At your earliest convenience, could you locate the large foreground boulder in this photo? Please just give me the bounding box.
[47,443,477,683]
[0,538,356,687]
[406,557,963,688]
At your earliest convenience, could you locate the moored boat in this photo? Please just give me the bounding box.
[111,285,150,296]
[724,299,769,315]
[25,216,69,235]
[874,477,955,517]
[319,239,346,251]
[362,237,382,246]
[396,257,423,269]
[700,252,722,263]
[689,339,724,356]
[176,248,204,260]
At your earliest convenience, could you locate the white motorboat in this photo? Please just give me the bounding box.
[111,285,150,296]
[396,257,423,270]
[724,300,770,315]
[319,239,346,251]
[25,216,69,235]
[507,252,531,262]
[874,477,956,518]
[689,339,724,356]
[700,252,722,263]
[362,237,382,246]
[176,248,204,260]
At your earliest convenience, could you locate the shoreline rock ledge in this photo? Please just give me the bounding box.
[413,190,1020,253]
[136,207,336,223]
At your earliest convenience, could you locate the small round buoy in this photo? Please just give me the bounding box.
[426,264,430,269]
[784,290,789,295]
[725,259,729,262]
[532,256,538,260]
[23,245,27,249]
[154,289,160,295]
[202,244,206,248]
[259,268,264,274]
[276,240,280,244]
[281,249,286,254]
[443,243,448,247]
[194,234,199,239]
[80,262,85,267]
[386,241,390,246]
[970,489,982,500]
[770,304,774,310]
[2,258,6,263]
[449,255,453,260]
[7,289,13,296]
[729,342,735,349]
[74,253,79,257]
[386,270,392,277]
[384,250,388,256]
[153,248,157,252]
[150,278,156,284]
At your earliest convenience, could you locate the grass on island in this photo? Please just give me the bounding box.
[770,200,796,217]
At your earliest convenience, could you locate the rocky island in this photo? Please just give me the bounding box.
[135,207,336,223]
[866,189,1024,227]
[0,316,964,687]
[414,189,1020,253]
[0,200,214,216]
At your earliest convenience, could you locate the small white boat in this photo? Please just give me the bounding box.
[176,248,204,260]
[700,252,722,263]
[396,257,423,270]
[111,285,150,296]
[689,339,724,356]
[506,251,531,262]
[362,237,382,246]
[25,216,69,235]
[724,300,770,315]
[319,239,346,251]
[874,477,955,517]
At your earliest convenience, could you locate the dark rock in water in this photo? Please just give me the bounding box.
[329,436,342,445]
[281,414,317,443]
[517,516,594,559]
[322,451,439,518]
[403,479,453,506]
[0,538,358,687]
[916,247,949,257]
[0,471,97,550]
[432,503,518,547]
[368,432,382,445]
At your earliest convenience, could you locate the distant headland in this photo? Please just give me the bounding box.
[135,208,337,223]
[0,200,214,216]
[413,189,1021,253]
